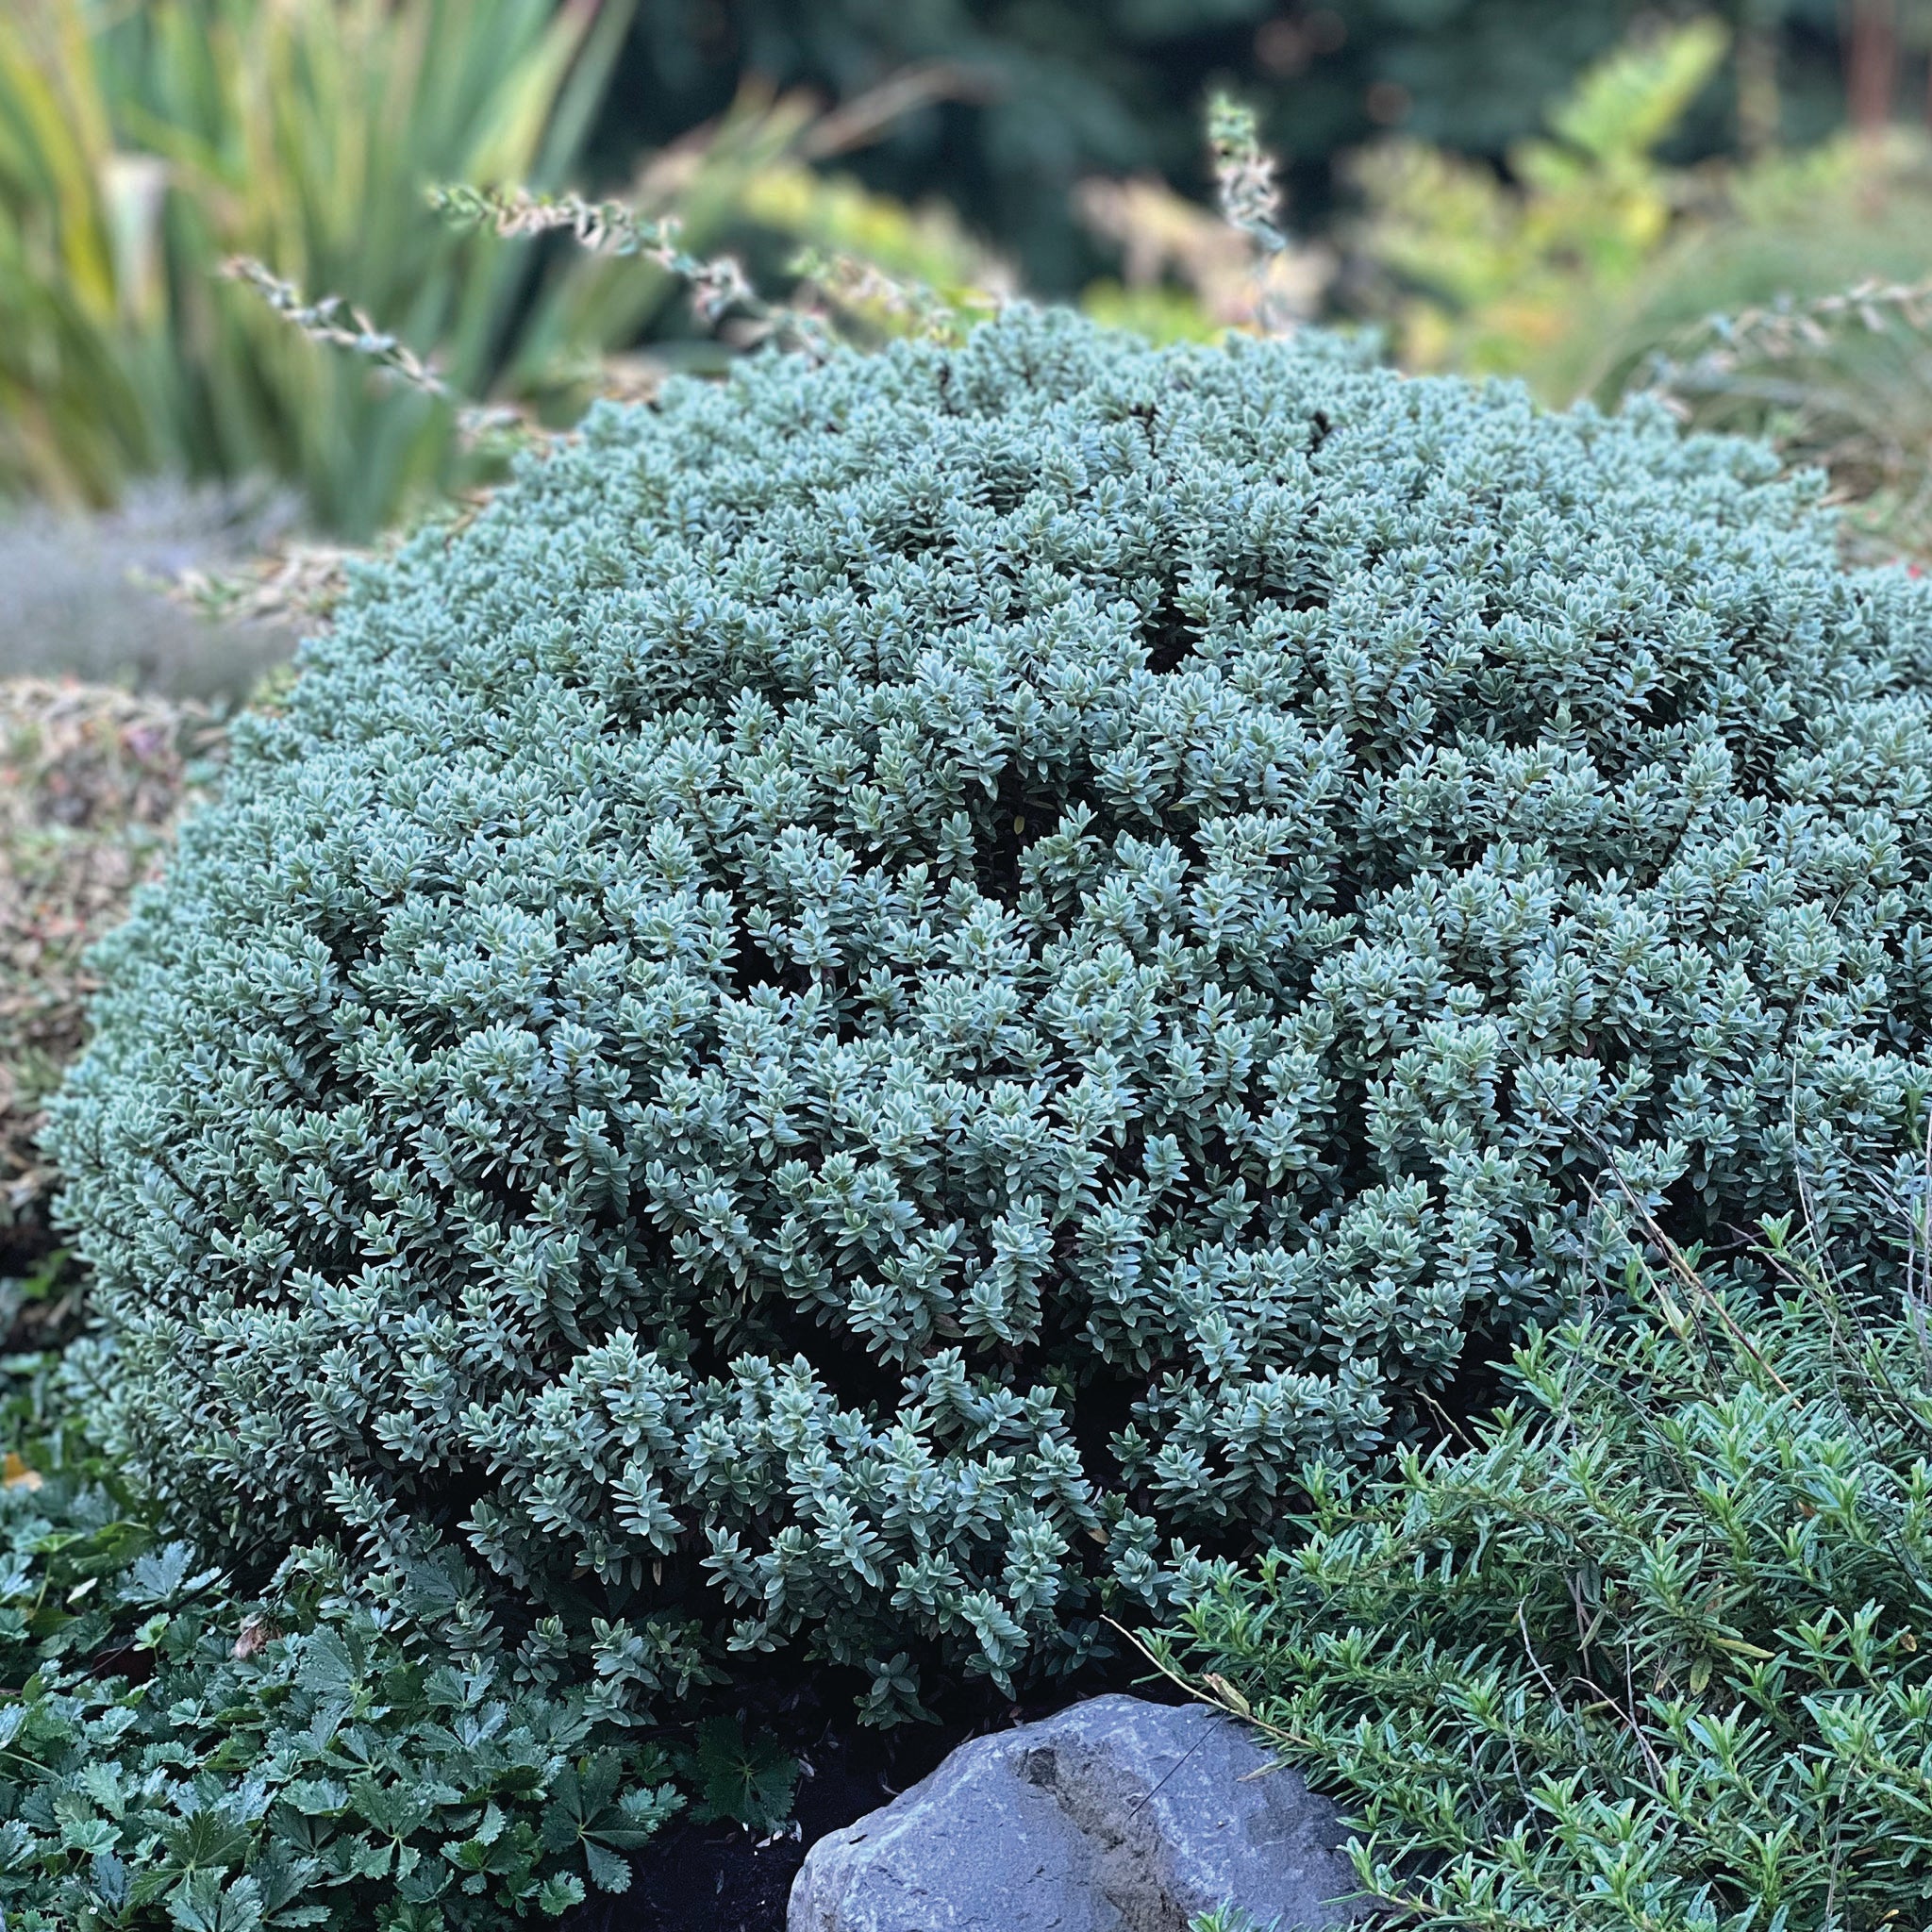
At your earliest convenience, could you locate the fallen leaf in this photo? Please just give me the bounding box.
[232,1612,280,1659]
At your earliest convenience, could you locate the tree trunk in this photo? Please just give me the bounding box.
[1845,0,1899,137]
[1736,12,1782,157]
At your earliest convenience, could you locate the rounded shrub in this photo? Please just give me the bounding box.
[49,309,1932,1711]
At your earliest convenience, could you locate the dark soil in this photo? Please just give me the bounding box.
[567,1656,1160,1932]
[574,1717,960,1932]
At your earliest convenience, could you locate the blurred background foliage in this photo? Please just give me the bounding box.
[0,0,1928,595]
[599,0,1875,297]
[1350,16,1737,389]
[0,0,635,535]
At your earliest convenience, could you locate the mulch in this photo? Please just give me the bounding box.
[0,679,223,1295]
[567,1657,1158,1932]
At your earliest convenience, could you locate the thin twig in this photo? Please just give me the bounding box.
[222,258,450,398]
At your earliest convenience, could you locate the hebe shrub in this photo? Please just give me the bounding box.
[49,308,1932,1711]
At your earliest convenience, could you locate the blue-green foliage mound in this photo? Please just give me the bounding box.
[49,309,1932,1710]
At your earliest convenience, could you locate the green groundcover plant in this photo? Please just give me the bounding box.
[46,307,1932,1715]
[0,1363,679,1932]
[1156,1208,1932,1930]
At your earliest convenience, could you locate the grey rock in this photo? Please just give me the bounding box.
[790,1693,1358,1932]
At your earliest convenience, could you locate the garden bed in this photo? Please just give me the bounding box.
[0,680,222,1324]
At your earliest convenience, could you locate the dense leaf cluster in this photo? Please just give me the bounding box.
[0,1402,676,1932]
[50,307,1932,1710]
[1158,1231,1932,1930]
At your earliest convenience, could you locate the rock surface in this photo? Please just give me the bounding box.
[788,1693,1358,1932]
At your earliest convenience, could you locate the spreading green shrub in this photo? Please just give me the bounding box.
[0,1374,677,1932]
[48,308,1932,1712]
[1156,1223,1932,1930]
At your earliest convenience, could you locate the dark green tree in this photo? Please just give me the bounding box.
[597,1,1857,291]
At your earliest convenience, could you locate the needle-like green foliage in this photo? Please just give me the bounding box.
[47,307,1932,1714]
[1158,1217,1932,1931]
